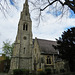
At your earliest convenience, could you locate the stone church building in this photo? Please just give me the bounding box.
[9,0,65,74]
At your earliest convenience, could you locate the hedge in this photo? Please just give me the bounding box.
[13,69,29,75]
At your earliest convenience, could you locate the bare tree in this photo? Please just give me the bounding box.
[1,0,75,22]
[1,0,75,15]
[40,0,75,13]
[0,0,17,16]
[30,0,75,14]
[28,0,75,25]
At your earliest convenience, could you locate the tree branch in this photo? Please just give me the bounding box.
[40,0,57,11]
[64,0,75,13]
[58,0,64,6]
[48,0,50,4]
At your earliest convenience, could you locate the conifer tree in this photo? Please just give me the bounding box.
[54,27,75,72]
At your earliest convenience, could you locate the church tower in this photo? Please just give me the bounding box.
[10,0,32,72]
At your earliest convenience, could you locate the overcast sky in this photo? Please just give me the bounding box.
[0,0,75,53]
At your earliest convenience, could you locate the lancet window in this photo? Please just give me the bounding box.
[23,23,28,31]
[47,56,51,64]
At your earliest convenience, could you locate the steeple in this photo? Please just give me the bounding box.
[20,0,31,21]
[23,0,28,9]
[25,0,28,6]
[9,0,32,73]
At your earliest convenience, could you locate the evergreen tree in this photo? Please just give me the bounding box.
[54,27,75,72]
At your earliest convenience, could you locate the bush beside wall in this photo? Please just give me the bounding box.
[13,69,29,75]
[45,68,51,75]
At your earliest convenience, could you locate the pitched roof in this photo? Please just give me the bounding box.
[36,39,58,55]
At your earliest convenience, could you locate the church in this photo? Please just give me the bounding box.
[9,0,65,74]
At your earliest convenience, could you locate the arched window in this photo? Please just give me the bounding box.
[23,24,25,30]
[26,12,27,15]
[23,23,28,31]
[49,57,51,64]
[47,56,51,64]
[26,24,28,31]
[24,47,25,53]
[25,10,28,15]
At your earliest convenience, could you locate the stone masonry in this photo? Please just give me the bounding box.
[9,0,33,74]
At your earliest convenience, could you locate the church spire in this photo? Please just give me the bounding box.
[8,0,32,74]
[20,0,31,21]
[25,0,28,6]
[24,0,29,9]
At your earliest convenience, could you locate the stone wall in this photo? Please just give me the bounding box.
[0,73,7,75]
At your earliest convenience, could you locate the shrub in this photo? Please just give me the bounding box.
[53,69,56,74]
[13,69,29,75]
[45,68,51,74]
[60,69,65,73]
[38,71,46,75]
[37,69,46,75]
[31,70,36,75]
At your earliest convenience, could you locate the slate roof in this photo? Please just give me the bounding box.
[34,39,58,55]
